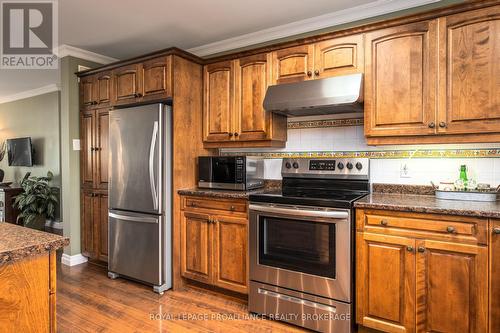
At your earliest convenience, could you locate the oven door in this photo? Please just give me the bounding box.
[249,203,351,302]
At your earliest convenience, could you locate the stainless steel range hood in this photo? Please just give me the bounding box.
[263,73,363,117]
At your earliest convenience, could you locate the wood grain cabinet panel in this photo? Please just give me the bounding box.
[356,232,416,333]
[81,190,95,258]
[203,61,234,142]
[271,45,314,84]
[415,240,488,333]
[80,110,95,188]
[95,109,109,190]
[142,56,172,101]
[180,211,212,284]
[364,20,438,138]
[95,71,111,108]
[112,63,143,105]
[80,75,96,109]
[97,193,108,262]
[314,34,364,78]
[213,215,248,294]
[490,219,500,333]
[437,6,500,135]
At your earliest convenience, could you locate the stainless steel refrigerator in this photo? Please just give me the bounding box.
[107,103,171,294]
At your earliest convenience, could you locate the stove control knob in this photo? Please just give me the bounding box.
[285,162,292,169]
[346,162,353,170]
[356,162,363,170]
[292,162,299,169]
[337,162,344,170]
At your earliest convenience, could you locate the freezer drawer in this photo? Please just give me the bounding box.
[108,210,162,285]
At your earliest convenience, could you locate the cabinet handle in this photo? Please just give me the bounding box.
[314,70,320,76]
[417,246,426,253]
[134,92,143,98]
[234,132,239,137]
[428,122,435,128]
[307,71,312,77]
[90,147,95,151]
[230,205,235,211]
[229,133,233,137]
[493,227,500,235]
[439,122,446,128]
[190,202,197,207]
[446,226,456,234]
[406,246,414,253]
[380,219,388,226]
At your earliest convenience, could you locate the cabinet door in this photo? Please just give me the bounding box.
[80,75,96,109]
[234,54,272,141]
[203,61,234,142]
[112,63,142,105]
[415,239,488,333]
[180,211,212,284]
[95,109,109,190]
[356,232,416,333]
[95,71,111,108]
[213,215,248,294]
[491,220,500,333]
[142,56,172,101]
[364,20,438,137]
[271,45,314,84]
[314,34,364,78]
[81,190,94,258]
[437,7,500,134]
[80,109,95,188]
[97,193,108,262]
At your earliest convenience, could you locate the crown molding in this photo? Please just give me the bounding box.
[0,84,60,105]
[187,0,441,57]
[55,44,118,64]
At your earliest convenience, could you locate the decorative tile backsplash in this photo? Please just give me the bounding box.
[221,116,500,186]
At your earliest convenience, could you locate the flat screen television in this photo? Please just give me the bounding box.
[7,137,34,167]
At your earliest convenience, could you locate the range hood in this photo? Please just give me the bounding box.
[263,73,364,117]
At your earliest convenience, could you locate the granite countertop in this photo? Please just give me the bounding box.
[355,193,500,219]
[0,223,69,265]
[178,187,269,199]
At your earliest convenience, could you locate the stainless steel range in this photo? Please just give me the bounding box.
[248,158,370,333]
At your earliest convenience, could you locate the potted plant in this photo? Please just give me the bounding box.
[14,171,58,230]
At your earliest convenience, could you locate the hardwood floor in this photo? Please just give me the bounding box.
[57,263,305,332]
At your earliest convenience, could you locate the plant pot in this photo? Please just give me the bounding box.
[25,215,46,231]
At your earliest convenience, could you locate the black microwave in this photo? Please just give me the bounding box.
[198,156,264,191]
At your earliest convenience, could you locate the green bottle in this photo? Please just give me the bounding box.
[459,165,468,182]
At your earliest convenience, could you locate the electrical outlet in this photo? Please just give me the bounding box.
[400,162,412,178]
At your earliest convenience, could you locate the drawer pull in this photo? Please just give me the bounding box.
[417,246,426,253]
[380,220,388,226]
[446,226,456,234]
[493,227,500,235]
[230,205,235,211]
[189,202,197,207]
[406,246,414,253]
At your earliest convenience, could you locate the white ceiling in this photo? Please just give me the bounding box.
[1,0,448,102]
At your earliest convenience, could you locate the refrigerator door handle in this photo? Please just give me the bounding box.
[109,212,158,224]
[149,121,159,211]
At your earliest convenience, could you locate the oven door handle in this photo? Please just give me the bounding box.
[249,204,349,220]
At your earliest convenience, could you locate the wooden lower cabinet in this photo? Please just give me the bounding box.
[180,196,248,294]
[356,209,490,333]
[81,190,108,262]
[490,219,500,333]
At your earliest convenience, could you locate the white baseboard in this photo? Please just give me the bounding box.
[61,253,88,266]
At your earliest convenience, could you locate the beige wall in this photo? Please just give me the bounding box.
[0,91,61,186]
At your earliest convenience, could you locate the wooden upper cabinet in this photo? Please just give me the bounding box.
[80,75,96,109]
[141,56,172,101]
[112,63,143,105]
[364,20,438,137]
[415,240,488,333]
[490,220,500,333]
[180,211,212,284]
[356,232,416,333]
[203,61,234,142]
[213,215,248,294]
[234,54,272,141]
[437,6,500,135]
[80,110,94,188]
[314,34,364,78]
[271,45,314,84]
[95,71,111,108]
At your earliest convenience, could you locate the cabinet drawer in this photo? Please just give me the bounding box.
[183,197,246,214]
[358,210,487,245]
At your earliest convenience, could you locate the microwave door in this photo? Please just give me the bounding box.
[109,104,163,214]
